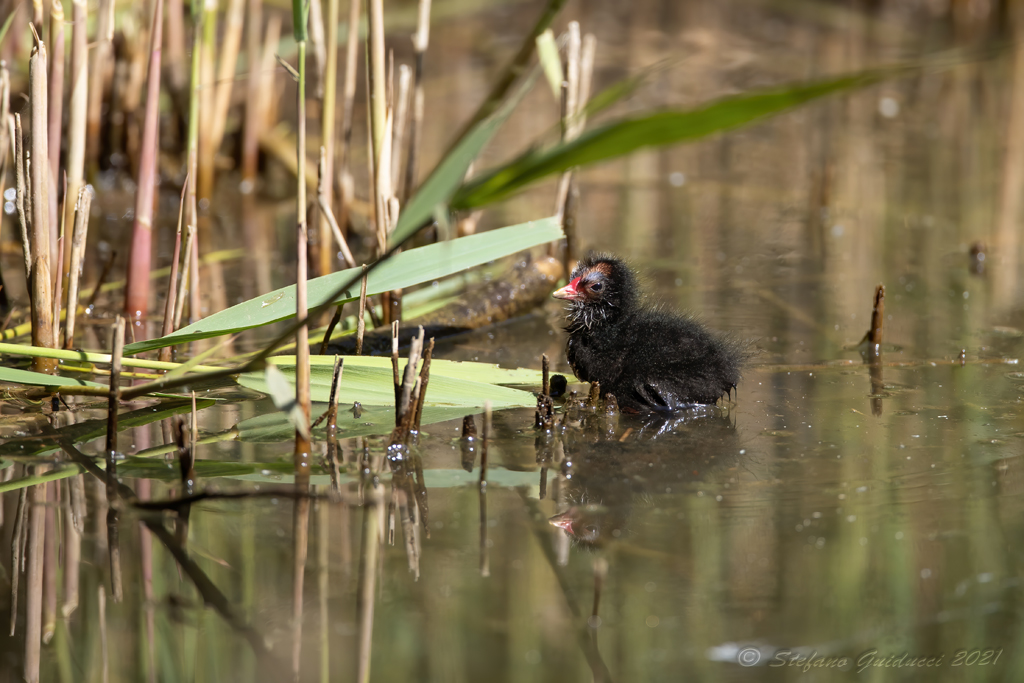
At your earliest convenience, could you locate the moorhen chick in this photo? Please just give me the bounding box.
[553,254,743,412]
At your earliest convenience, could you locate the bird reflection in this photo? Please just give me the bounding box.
[547,405,743,548]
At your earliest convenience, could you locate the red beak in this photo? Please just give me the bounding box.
[548,511,575,533]
[553,277,582,301]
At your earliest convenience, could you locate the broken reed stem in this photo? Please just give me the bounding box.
[868,284,885,361]
[124,0,165,323]
[356,264,368,355]
[318,146,356,268]
[312,355,344,429]
[64,187,92,348]
[158,181,189,361]
[390,320,400,408]
[411,337,434,435]
[402,0,431,203]
[47,0,63,252]
[479,401,491,486]
[318,303,344,354]
[241,0,264,184]
[63,0,88,276]
[318,0,340,277]
[542,353,550,396]
[393,326,424,441]
[29,35,56,373]
[334,0,360,235]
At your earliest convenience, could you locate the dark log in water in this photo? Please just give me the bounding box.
[326,255,563,354]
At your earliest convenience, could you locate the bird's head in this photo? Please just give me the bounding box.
[553,254,637,330]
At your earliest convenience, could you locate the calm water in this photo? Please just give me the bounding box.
[5,0,1024,681]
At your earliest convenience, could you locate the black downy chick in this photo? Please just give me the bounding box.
[553,254,743,412]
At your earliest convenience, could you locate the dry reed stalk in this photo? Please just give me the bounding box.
[356,264,367,355]
[29,35,56,372]
[292,7,314,645]
[553,22,581,221]
[402,0,430,203]
[62,0,88,278]
[47,0,63,252]
[308,0,327,96]
[317,0,340,277]
[32,0,43,31]
[165,0,187,95]
[256,14,282,135]
[208,0,245,164]
[197,0,218,201]
[334,0,360,235]
[23,476,47,683]
[124,0,165,323]
[14,114,31,286]
[184,0,205,325]
[85,0,114,175]
[366,0,387,246]
[293,1,313,462]
[317,147,356,268]
[390,64,411,198]
[158,181,188,361]
[51,202,64,348]
[240,0,263,185]
[173,223,195,329]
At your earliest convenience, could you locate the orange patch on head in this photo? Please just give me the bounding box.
[592,262,613,277]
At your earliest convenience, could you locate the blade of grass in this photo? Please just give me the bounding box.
[123,217,562,355]
[452,68,899,209]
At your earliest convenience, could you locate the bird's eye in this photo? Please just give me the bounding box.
[590,282,603,292]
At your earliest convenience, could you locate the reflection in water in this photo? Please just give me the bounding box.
[8,0,1024,680]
